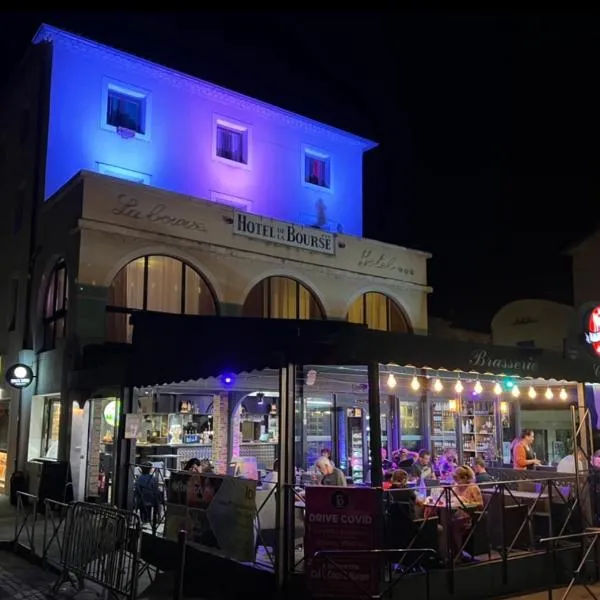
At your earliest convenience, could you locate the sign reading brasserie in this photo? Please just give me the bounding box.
[233,211,335,255]
[469,349,538,374]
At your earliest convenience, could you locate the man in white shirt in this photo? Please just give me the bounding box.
[556,451,585,474]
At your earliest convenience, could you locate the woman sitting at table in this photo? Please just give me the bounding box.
[451,466,483,562]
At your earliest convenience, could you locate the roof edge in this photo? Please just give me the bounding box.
[33,23,378,152]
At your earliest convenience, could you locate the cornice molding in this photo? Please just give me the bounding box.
[34,25,377,151]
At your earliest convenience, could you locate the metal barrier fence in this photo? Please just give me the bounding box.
[13,492,142,600]
[53,502,142,600]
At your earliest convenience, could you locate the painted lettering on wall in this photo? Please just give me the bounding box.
[111,193,207,232]
[469,349,538,374]
[357,249,415,277]
[233,211,335,255]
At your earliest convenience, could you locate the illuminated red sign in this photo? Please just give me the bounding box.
[585,306,600,356]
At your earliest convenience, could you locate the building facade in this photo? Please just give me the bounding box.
[0,25,430,496]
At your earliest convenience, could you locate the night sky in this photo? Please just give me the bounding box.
[1,12,597,330]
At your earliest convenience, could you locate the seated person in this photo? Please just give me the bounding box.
[394,448,415,470]
[381,447,395,471]
[451,465,484,562]
[411,449,436,480]
[315,456,347,486]
[473,457,494,483]
[386,469,420,520]
[439,462,454,483]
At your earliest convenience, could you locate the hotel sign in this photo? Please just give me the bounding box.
[233,211,335,255]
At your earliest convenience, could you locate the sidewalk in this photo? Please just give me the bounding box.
[0,550,100,599]
[506,585,600,600]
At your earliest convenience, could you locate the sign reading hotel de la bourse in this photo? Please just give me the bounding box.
[233,211,336,256]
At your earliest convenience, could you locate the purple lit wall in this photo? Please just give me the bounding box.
[36,26,375,236]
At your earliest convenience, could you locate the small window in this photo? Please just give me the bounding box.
[97,162,150,185]
[101,80,151,141]
[302,146,331,191]
[43,260,69,350]
[212,116,251,169]
[209,190,251,211]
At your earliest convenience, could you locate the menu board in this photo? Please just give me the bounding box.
[86,400,103,498]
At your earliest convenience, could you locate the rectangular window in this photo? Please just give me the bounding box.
[8,279,18,332]
[302,146,331,191]
[209,190,251,211]
[217,126,244,163]
[101,80,151,141]
[212,115,251,169]
[107,89,145,134]
[97,162,150,185]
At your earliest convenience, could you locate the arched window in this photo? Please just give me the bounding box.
[346,292,411,333]
[43,260,69,349]
[106,255,217,343]
[242,276,324,320]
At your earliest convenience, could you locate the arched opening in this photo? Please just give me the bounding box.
[43,259,69,349]
[346,291,411,333]
[106,255,217,342]
[242,276,324,320]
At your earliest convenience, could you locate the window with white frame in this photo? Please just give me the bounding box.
[102,80,151,140]
[209,190,252,211]
[213,116,250,168]
[97,163,150,185]
[303,148,331,189]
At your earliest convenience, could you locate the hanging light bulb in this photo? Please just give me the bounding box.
[386,373,397,389]
[559,388,568,401]
[473,380,483,395]
[494,382,502,396]
[433,378,443,393]
[545,387,554,400]
[528,386,537,399]
[410,376,420,392]
[455,379,464,394]
[511,385,520,398]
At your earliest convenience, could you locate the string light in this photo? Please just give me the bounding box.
[386,373,397,389]
[559,388,568,401]
[474,380,483,395]
[511,385,520,398]
[433,378,443,393]
[494,382,502,396]
[455,380,464,394]
[410,376,420,392]
[528,386,537,399]
[545,387,554,400]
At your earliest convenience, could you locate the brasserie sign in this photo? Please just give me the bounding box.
[233,211,335,255]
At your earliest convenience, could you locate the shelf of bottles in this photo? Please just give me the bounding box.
[430,400,458,457]
[347,408,365,483]
[460,399,497,461]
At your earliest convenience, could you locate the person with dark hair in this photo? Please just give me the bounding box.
[513,429,541,470]
[410,449,435,479]
[184,457,213,473]
[473,457,494,483]
[134,463,160,525]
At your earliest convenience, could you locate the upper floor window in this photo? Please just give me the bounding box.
[346,292,411,333]
[102,79,151,141]
[242,276,324,320]
[98,162,150,185]
[106,255,217,343]
[303,146,331,191]
[213,115,251,169]
[43,260,69,349]
[209,190,251,212]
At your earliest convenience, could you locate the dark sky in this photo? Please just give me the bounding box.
[1,12,597,330]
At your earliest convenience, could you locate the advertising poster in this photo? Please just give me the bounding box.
[305,486,381,598]
[165,471,257,562]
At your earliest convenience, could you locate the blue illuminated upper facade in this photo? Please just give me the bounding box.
[33,25,376,236]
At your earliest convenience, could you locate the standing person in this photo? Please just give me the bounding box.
[513,430,541,470]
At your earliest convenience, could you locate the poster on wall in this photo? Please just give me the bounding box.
[304,486,381,598]
[165,471,257,562]
[124,414,141,439]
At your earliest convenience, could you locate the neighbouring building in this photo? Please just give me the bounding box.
[428,317,491,344]
[0,25,431,498]
[491,299,575,353]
